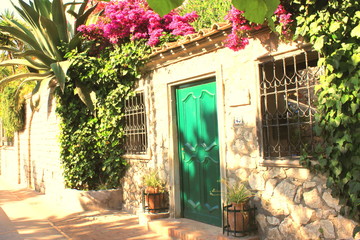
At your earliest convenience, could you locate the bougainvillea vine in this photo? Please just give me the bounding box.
[224,4,293,51]
[81,0,293,51]
[78,0,198,47]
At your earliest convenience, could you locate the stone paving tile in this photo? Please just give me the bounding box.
[0,178,169,240]
[51,211,170,240]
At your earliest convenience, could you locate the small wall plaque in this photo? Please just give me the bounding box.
[229,88,250,107]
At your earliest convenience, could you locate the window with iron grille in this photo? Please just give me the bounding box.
[124,92,148,155]
[259,51,322,159]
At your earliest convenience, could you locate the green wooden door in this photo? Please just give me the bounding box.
[176,79,221,226]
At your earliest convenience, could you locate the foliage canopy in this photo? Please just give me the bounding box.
[294,0,360,235]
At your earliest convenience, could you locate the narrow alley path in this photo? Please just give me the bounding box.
[0,177,170,240]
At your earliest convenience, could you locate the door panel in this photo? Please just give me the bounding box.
[176,79,221,226]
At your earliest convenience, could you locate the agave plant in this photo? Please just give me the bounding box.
[0,0,98,110]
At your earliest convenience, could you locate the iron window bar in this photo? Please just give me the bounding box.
[259,51,322,159]
[124,92,148,155]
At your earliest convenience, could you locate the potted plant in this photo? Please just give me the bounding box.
[222,179,254,234]
[143,170,167,213]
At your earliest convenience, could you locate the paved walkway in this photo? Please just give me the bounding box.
[0,177,170,240]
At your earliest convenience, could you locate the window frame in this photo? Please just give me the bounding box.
[122,90,151,160]
[257,48,321,168]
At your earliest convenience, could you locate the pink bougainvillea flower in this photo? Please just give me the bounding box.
[224,5,293,51]
[79,0,293,52]
[78,0,197,47]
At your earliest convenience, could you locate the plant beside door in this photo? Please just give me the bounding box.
[142,170,168,213]
[212,179,256,237]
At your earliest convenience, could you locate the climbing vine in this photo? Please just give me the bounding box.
[57,41,151,190]
[295,0,360,235]
[0,79,34,139]
[57,0,199,190]
[0,82,25,138]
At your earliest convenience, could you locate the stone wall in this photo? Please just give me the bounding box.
[122,160,149,214]
[53,188,123,212]
[0,90,64,193]
[227,165,359,239]
[221,36,359,238]
[122,158,170,215]
[121,75,171,214]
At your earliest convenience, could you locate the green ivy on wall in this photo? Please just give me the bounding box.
[56,41,151,190]
[0,83,25,138]
[0,80,34,138]
[295,0,360,235]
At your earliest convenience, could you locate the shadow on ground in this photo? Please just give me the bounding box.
[0,180,168,240]
[51,211,164,240]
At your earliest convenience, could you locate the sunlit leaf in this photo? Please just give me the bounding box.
[74,80,95,113]
[351,24,360,38]
[50,60,72,92]
[232,0,279,24]
[146,0,184,16]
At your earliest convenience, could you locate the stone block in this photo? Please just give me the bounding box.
[238,156,257,169]
[300,221,321,239]
[301,218,336,239]
[267,167,286,179]
[227,154,256,170]
[331,215,360,239]
[59,188,123,212]
[279,217,301,240]
[319,220,335,238]
[289,204,314,225]
[294,187,303,204]
[262,179,278,201]
[265,180,296,216]
[273,180,296,202]
[290,179,303,186]
[285,168,310,181]
[235,168,250,181]
[322,191,341,211]
[303,188,322,209]
[321,209,336,219]
[267,227,282,240]
[249,172,265,190]
[267,216,280,226]
[303,181,317,189]
[268,197,289,216]
[256,213,267,232]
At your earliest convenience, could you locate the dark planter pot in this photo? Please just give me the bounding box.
[144,187,167,213]
[227,202,250,234]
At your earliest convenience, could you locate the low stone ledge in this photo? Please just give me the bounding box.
[47,188,123,212]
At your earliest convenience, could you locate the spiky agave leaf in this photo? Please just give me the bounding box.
[0,0,98,110]
[0,58,48,70]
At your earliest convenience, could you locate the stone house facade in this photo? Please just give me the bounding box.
[0,24,358,239]
[121,25,359,239]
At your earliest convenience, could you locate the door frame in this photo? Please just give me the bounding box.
[167,70,227,219]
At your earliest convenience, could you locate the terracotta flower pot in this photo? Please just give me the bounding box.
[227,202,250,234]
[145,187,166,213]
